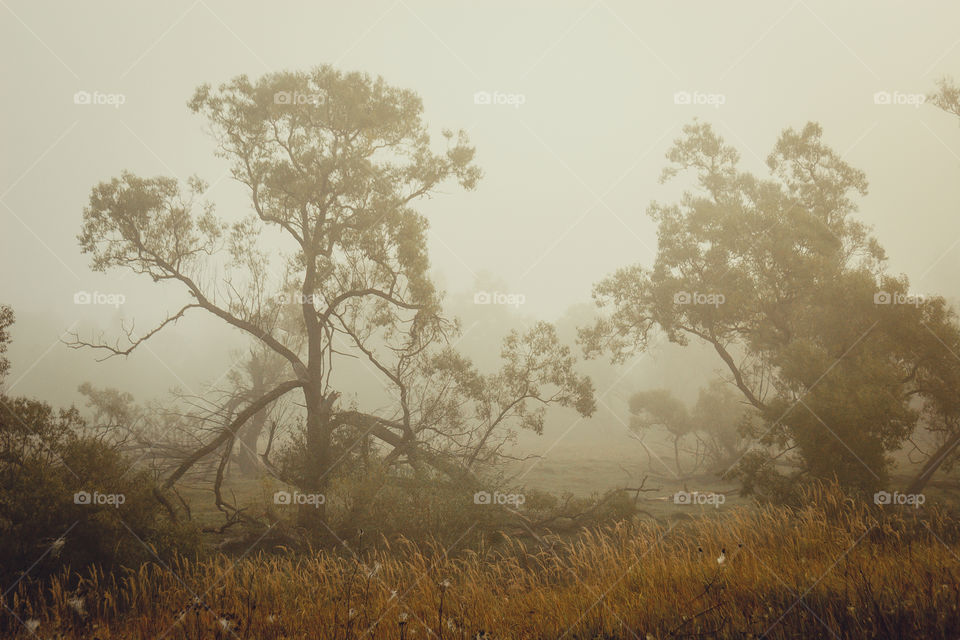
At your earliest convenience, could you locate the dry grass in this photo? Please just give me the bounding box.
[6,484,960,639]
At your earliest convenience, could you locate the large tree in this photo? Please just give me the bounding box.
[73,67,593,531]
[0,304,13,386]
[903,75,960,494]
[628,380,753,479]
[929,76,960,119]
[582,120,960,496]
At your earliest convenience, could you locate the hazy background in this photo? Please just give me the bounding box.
[2,0,959,464]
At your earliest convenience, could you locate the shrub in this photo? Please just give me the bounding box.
[0,394,199,587]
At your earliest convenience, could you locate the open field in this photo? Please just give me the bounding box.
[6,485,960,639]
[174,447,960,543]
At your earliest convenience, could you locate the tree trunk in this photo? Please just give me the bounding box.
[237,408,266,477]
[906,430,960,495]
[297,388,338,530]
[674,437,686,478]
[238,359,269,477]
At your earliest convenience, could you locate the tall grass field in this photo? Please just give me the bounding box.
[5,485,959,639]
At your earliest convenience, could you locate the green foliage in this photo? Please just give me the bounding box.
[0,394,199,584]
[74,66,503,533]
[0,304,14,384]
[584,120,960,495]
[0,304,12,385]
[691,380,754,465]
[184,65,481,315]
[629,389,692,438]
[929,76,960,119]
[629,381,754,475]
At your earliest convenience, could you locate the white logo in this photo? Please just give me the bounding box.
[74,291,126,308]
[874,290,924,306]
[874,490,924,507]
[673,490,725,508]
[274,292,321,305]
[674,291,725,307]
[74,490,125,508]
[674,90,726,109]
[473,490,525,506]
[74,90,126,109]
[473,90,526,109]
[473,290,526,308]
[274,490,325,508]
[873,90,925,108]
[274,91,322,106]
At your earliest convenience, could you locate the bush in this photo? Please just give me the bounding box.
[267,423,638,548]
[0,394,199,586]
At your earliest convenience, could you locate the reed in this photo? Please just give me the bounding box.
[5,484,959,639]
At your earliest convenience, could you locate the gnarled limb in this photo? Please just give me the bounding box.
[164,379,304,488]
[333,410,473,482]
[906,431,960,495]
[65,304,201,361]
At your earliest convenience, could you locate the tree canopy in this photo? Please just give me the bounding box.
[583,120,960,495]
[72,67,594,535]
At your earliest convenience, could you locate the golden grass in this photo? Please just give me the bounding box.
[6,485,960,639]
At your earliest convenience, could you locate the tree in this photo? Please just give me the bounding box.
[903,75,960,494]
[0,304,13,386]
[0,396,198,583]
[691,379,754,470]
[929,76,960,119]
[627,381,754,479]
[627,388,694,477]
[221,343,289,477]
[72,67,593,533]
[582,120,960,496]
[0,310,197,590]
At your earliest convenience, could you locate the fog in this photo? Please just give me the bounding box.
[4,3,960,637]
[3,4,958,380]
[4,3,960,489]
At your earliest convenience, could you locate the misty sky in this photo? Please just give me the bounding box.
[2,1,959,412]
